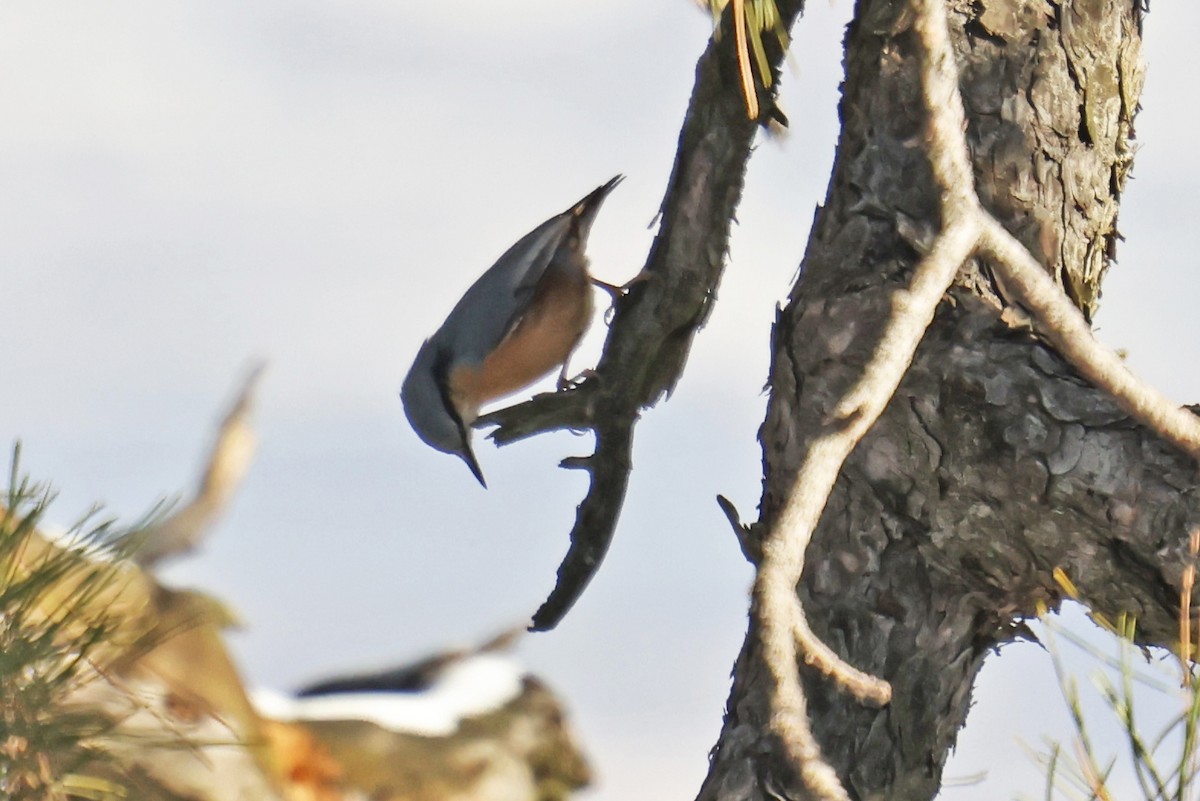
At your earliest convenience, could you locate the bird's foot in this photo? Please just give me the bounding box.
[557,368,598,392]
[594,272,652,324]
[591,270,651,301]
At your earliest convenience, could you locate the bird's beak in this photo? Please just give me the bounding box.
[460,446,487,488]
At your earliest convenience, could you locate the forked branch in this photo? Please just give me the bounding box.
[752,1,1199,799]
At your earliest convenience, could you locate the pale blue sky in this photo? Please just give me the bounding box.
[1,2,1197,799]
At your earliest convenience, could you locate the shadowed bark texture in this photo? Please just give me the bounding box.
[699,1,1172,800]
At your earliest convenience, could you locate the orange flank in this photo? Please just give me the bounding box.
[449,268,593,422]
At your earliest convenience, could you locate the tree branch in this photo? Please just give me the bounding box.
[750,1,981,795]
[477,0,808,631]
[703,0,1158,798]
[740,0,1193,796]
[977,215,1200,460]
[750,0,1193,794]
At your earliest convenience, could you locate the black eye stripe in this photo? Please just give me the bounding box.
[430,345,468,433]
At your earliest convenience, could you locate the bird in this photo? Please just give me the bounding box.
[401,176,623,486]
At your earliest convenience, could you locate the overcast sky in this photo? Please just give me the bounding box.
[2,2,1198,799]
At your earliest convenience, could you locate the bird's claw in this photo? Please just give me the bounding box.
[557,369,598,392]
[591,270,651,301]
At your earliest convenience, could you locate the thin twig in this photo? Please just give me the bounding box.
[792,606,891,704]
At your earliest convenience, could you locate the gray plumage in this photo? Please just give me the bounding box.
[401,176,622,486]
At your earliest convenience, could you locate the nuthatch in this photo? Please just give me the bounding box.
[401,176,623,486]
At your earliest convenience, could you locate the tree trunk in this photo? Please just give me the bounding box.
[699,1,1170,799]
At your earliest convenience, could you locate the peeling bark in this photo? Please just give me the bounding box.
[700,1,1169,799]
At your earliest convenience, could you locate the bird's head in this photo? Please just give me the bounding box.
[400,342,486,487]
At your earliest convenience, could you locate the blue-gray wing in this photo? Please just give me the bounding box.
[430,213,572,367]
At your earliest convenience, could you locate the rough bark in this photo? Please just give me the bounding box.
[700,1,1167,800]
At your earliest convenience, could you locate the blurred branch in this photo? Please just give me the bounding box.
[126,363,265,568]
[477,0,806,632]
